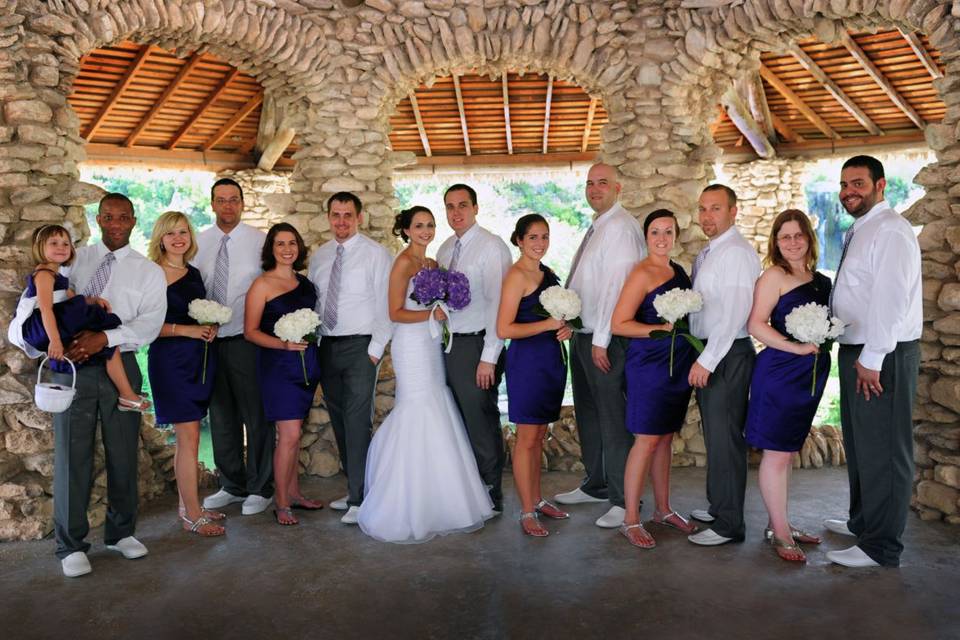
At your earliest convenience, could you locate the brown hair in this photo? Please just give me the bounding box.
[31,224,75,266]
[701,184,737,208]
[148,211,199,264]
[262,222,308,271]
[766,209,818,276]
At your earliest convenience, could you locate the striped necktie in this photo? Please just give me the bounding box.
[82,252,116,298]
[323,244,344,330]
[211,235,230,305]
[565,225,595,288]
[448,238,462,272]
[829,226,856,314]
[691,245,711,283]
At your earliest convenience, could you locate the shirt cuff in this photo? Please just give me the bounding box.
[696,352,719,373]
[857,347,887,372]
[480,343,501,364]
[367,340,386,360]
[103,328,123,349]
[591,330,611,350]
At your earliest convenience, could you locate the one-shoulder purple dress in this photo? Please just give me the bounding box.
[745,272,832,452]
[504,264,566,425]
[624,262,697,435]
[257,274,322,422]
[147,265,216,424]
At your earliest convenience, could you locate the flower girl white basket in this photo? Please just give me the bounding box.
[34,355,76,413]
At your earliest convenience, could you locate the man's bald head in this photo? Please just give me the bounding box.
[585,163,622,215]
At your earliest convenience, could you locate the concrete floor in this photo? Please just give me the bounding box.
[0,467,957,640]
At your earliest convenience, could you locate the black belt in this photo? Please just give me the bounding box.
[453,330,485,337]
[216,334,246,342]
[322,334,371,341]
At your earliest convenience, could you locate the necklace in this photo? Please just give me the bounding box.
[164,260,187,270]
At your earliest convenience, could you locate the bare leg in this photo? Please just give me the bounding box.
[513,424,542,513]
[758,449,794,542]
[650,434,675,514]
[176,421,224,535]
[623,434,659,526]
[274,420,301,523]
[105,349,144,404]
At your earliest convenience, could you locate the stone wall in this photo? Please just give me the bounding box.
[216,168,293,232]
[721,158,809,254]
[0,0,957,540]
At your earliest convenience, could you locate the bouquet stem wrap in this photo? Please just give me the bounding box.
[427,301,454,353]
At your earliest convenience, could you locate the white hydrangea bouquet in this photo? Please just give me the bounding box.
[649,288,705,376]
[784,302,845,396]
[188,299,233,384]
[274,308,322,385]
[535,285,583,365]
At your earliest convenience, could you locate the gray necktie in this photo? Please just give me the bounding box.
[448,238,462,272]
[829,226,856,314]
[691,244,711,283]
[82,252,116,298]
[323,244,344,330]
[211,235,230,305]
[565,225,595,287]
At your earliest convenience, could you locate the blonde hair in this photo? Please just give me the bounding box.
[31,224,75,266]
[148,211,198,263]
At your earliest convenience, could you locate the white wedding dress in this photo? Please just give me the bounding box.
[358,279,495,543]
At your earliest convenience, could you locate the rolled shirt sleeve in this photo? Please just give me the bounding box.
[367,244,395,360]
[104,261,167,350]
[480,240,513,364]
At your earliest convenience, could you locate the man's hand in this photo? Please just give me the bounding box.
[65,330,108,364]
[476,361,496,389]
[591,346,611,373]
[854,360,883,401]
[369,355,380,366]
[688,361,711,388]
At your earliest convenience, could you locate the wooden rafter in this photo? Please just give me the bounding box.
[770,113,804,143]
[840,31,926,130]
[124,52,203,147]
[502,74,513,155]
[408,91,432,157]
[720,86,775,158]
[709,104,725,137]
[452,74,471,156]
[201,90,264,152]
[581,97,598,153]
[257,127,296,171]
[899,29,943,80]
[83,44,154,141]
[737,72,776,143]
[787,43,882,136]
[542,75,554,154]
[167,67,241,149]
[759,64,840,140]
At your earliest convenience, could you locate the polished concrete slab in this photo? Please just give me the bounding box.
[0,467,957,640]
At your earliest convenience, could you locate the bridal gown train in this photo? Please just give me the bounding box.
[358,280,495,543]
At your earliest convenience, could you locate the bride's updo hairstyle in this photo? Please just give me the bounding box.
[642,208,680,237]
[510,213,548,247]
[392,206,433,243]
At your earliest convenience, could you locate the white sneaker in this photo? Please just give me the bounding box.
[203,489,245,510]
[241,494,273,515]
[690,509,716,523]
[554,487,607,505]
[595,506,626,528]
[688,529,734,546]
[827,545,880,568]
[61,551,92,577]
[823,518,856,537]
[340,505,360,525]
[106,536,148,559]
[329,495,349,511]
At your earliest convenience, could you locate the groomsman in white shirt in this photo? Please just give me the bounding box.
[437,184,512,513]
[195,179,273,516]
[309,192,393,525]
[55,193,166,577]
[555,163,646,529]
[687,184,761,546]
[823,155,921,568]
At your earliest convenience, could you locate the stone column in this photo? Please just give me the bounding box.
[721,158,809,253]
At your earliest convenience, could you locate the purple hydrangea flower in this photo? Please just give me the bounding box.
[410,268,448,306]
[445,270,471,310]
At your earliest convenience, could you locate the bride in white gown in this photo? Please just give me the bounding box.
[358,206,494,543]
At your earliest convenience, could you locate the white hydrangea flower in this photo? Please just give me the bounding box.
[274,308,322,343]
[188,299,233,325]
[652,288,703,324]
[784,302,845,346]
[539,285,582,321]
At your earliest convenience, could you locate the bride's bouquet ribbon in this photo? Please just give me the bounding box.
[410,267,471,353]
[427,300,454,354]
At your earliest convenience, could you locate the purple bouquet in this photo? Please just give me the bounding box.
[410,267,471,350]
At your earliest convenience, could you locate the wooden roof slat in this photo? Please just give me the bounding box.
[167,67,241,149]
[408,91,432,157]
[899,29,943,80]
[201,90,264,152]
[124,52,204,147]
[83,45,155,141]
[759,63,840,140]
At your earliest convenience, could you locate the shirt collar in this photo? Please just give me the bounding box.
[97,241,132,261]
[852,200,890,231]
[707,224,739,248]
[592,202,624,228]
[455,223,480,247]
[336,233,362,251]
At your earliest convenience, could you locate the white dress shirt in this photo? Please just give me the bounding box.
[194,222,265,337]
[567,202,646,349]
[832,201,922,371]
[690,226,761,372]
[437,224,513,363]
[67,242,167,352]
[308,232,394,360]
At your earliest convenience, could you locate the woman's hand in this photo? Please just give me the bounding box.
[544,317,565,331]
[556,325,573,341]
[47,338,64,360]
[87,296,112,312]
[182,325,217,342]
[282,340,308,352]
[793,342,819,356]
[661,322,674,332]
[432,306,448,322]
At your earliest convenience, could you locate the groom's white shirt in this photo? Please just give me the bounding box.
[437,223,512,364]
[832,200,921,371]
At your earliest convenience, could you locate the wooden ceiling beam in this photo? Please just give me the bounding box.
[720,86,776,158]
[257,127,296,171]
[452,74,471,156]
[408,91,432,157]
[201,90,264,152]
[502,74,513,154]
[411,151,598,167]
[709,104,725,137]
[542,74,554,154]
[770,113,804,143]
[786,43,883,136]
[167,67,241,149]
[736,72,776,144]
[899,29,943,80]
[123,52,203,147]
[840,31,926,130]
[759,63,840,140]
[581,97,598,152]
[83,44,154,141]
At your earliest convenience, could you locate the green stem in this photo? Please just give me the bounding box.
[669,327,676,377]
[811,350,818,397]
[201,341,208,385]
[560,341,568,368]
[300,351,309,386]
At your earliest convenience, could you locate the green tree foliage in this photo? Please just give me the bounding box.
[884,175,911,209]
[494,181,592,229]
